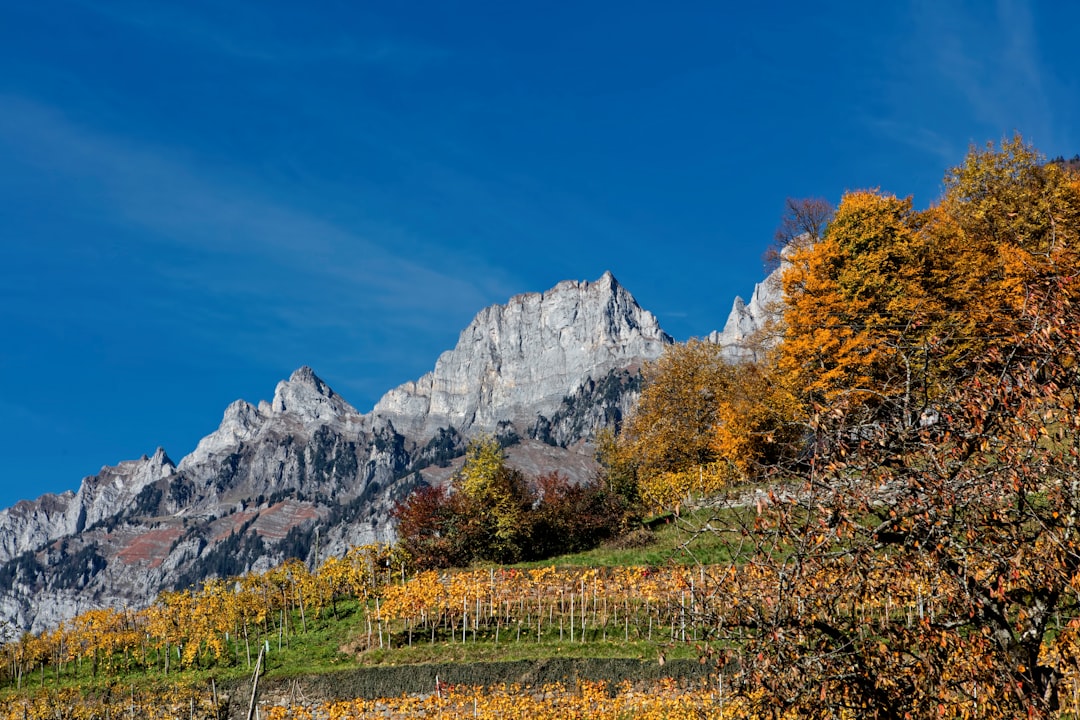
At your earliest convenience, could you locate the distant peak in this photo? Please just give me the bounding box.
[289,366,320,385]
[543,272,622,300]
[281,366,335,399]
[372,271,672,437]
[149,447,175,467]
[585,270,623,295]
[272,367,357,420]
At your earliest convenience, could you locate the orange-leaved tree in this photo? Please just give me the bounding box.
[693,135,1080,718]
[778,188,936,414]
[612,340,800,511]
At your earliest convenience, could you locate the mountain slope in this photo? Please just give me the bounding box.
[372,271,671,437]
[0,272,678,632]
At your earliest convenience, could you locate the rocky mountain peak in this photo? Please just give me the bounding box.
[0,271,687,633]
[709,259,786,362]
[177,368,361,472]
[286,365,325,389]
[178,400,265,471]
[0,446,178,566]
[139,447,174,473]
[271,365,355,423]
[372,272,672,438]
[75,448,177,529]
[89,446,175,484]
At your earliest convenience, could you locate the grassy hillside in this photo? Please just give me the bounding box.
[0,509,742,718]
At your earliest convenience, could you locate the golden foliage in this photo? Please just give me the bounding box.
[720,135,1080,717]
[614,340,800,510]
[779,189,931,407]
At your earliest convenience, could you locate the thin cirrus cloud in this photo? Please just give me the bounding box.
[914,0,1061,148]
[76,0,449,71]
[860,0,1071,168]
[0,94,500,339]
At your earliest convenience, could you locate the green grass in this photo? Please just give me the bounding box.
[351,639,692,667]
[514,505,749,569]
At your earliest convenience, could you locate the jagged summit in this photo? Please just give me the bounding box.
[178,367,361,472]
[271,365,356,423]
[372,271,672,438]
[284,365,329,389]
[0,445,177,578]
[708,260,786,362]
[0,271,684,632]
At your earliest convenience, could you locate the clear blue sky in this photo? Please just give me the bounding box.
[2,1,1078,510]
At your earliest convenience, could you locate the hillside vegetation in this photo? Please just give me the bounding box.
[5,135,1080,719]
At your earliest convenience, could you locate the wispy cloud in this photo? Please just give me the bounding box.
[76,0,448,71]
[0,94,500,349]
[864,0,1073,164]
[916,0,1062,147]
[866,118,960,169]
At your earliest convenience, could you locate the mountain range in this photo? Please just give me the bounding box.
[0,269,779,632]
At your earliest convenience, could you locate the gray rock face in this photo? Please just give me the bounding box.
[179,367,366,473]
[271,366,360,424]
[0,491,81,565]
[0,272,678,633]
[709,260,787,362]
[373,271,671,438]
[77,447,176,530]
[0,449,175,565]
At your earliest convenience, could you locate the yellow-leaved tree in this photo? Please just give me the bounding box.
[394,436,534,567]
[455,435,533,563]
[614,340,799,511]
[614,340,730,510]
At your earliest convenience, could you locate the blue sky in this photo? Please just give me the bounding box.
[2,1,1078,510]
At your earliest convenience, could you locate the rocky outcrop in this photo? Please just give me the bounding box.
[0,491,81,566]
[373,271,672,438]
[529,367,643,448]
[179,367,366,472]
[78,448,177,531]
[709,259,787,361]
[0,272,677,633]
[0,449,175,565]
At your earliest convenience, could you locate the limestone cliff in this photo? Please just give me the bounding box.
[709,258,786,361]
[373,271,671,438]
[0,272,673,632]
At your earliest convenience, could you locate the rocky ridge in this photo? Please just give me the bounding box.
[708,256,786,361]
[0,271,720,633]
[372,271,671,436]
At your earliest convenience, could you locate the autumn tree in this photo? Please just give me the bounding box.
[709,358,802,480]
[779,135,1080,424]
[694,136,1080,718]
[455,436,534,563]
[529,471,632,557]
[768,196,835,272]
[776,196,834,245]
[778,188,935,416]
[613,340,799,510]
[395,436,534,567]
[396,438,634,569]
[392,484,462,569]
[613,340,730,510]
